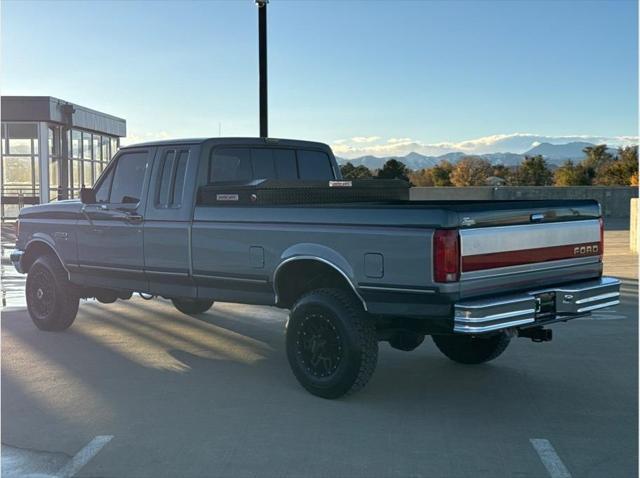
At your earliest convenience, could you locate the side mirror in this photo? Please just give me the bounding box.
[80,187,97,204]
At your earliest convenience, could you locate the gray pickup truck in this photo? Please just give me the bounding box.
[11,137,621,398]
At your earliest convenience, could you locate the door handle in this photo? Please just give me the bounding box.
[124,213,143,224]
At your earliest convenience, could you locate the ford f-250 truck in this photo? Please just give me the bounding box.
[11,137,621,398]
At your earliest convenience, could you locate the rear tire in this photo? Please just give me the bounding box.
[286,288,378,399]
[26,254,79,332]
[171,298,214,315]
[388,331,425,351]
[432,332,510,364]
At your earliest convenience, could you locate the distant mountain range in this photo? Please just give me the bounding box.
[337,141,607,170]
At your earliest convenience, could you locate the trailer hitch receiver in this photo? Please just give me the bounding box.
[518,327,553,342]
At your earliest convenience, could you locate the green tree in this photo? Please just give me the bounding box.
[509,155,553,186]
[583,144,615,170]
[554,160,591,186]
[450,156,492,186]
[429,160,454,186]
[596,146,638,185]
[340,163,373,180]
[408,168,434,186]
[377,159,410,182]
[582,144,614,183]
[491,164,509,180]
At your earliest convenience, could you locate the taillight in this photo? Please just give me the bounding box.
[15,219,20,239]
[599,217,604,257]
[433,229,460,283]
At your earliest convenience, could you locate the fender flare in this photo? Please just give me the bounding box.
[23,235,70,276]
[273,244,367,311]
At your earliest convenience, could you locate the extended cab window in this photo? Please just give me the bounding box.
[297,150,334,179]
[109,151,148,204]
[157,149,189,208]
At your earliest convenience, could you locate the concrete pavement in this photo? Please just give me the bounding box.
[1,227,637,477]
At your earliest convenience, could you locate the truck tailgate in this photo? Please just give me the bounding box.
[456,218,603,298]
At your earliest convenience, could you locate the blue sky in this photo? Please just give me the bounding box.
[2,0,638,157]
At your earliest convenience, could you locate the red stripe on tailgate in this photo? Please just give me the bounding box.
[462,243,600,272]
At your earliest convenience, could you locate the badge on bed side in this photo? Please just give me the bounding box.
[216,194,239,201]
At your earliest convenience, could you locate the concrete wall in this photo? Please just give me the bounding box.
[410,186,639,218]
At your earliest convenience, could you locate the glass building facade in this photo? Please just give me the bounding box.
[1,97,126,220]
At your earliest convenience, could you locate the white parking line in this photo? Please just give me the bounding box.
[530,438,572,478]
[57,435,113,478]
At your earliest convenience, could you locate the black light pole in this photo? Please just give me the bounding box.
[256,0,268,138]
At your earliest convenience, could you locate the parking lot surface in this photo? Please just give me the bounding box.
[1,226,637,477]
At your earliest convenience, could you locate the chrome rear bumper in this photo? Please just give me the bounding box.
[454,277,620,334]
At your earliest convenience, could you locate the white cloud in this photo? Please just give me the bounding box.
[351,136,381,143]
[332,133,638,159]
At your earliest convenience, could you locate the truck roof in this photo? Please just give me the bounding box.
[119,137,332,151]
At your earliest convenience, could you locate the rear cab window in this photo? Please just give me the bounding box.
[297,150,334,180]
[208,147,334,182]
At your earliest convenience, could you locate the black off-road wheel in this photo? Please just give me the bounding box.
[26,254,79,332]
[171,298,214,315]
[432,332,510,364]
[286,288,378,399]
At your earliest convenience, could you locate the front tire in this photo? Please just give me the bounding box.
[171,298,214,315]
[432,332,510,364]
[26,254,79,332]
[286,288,378,399]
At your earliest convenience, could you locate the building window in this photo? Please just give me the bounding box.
[71,130,81,158]
[102,136,110,164]
[0,122,39,218]
[110,137,119,158]
[7,123,37,155]
[82,132,92,160]
[1,118,122,219]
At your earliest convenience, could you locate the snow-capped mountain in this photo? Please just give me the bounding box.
[523,142,594,160]
[337,141,602,169]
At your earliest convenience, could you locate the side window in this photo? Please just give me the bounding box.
[94,167,114,203]
[157,149,189,208]
[172,151,188,206]
[210,148,251,182]
[297,150,334,180]
[273,149,298,179]
[109,151,148,204]
[157,150,175,206]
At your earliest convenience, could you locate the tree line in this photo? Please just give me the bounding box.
[340,145,638,187]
